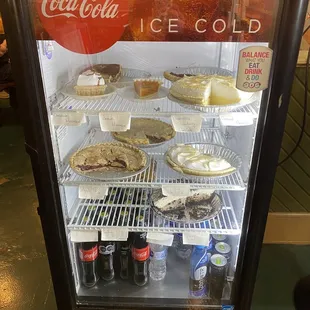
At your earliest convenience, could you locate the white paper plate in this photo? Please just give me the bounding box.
[117,86,169,102]
[62,84,117,101]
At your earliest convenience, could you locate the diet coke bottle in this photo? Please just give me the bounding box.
[78,242,99,288]
[131,232,150,286]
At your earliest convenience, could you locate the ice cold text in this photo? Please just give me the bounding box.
[140,18,261,34]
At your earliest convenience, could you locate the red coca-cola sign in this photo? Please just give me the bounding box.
[79,245,98,262]
[36,0,129,54]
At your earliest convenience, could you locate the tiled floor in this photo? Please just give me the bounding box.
[0,107,309,310]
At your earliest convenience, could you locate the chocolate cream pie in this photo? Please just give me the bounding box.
[70,142,147,173]
[112,118,176,145]
[90,64,122,83]
[151,189,222,222]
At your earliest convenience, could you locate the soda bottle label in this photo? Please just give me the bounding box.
[150,249,167,260]
[132,246,150,262]
[194,266,207,280]
[99,244,115,255]
[79,245,98,262]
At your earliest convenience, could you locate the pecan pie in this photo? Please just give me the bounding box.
[70,142,147,173]
[112,118,176,145]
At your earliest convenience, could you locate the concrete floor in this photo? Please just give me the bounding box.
[0,107,308,310]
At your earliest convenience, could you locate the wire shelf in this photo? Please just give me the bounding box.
[68,187,240,234]
[52,78,258,118]
[60,128,245,190]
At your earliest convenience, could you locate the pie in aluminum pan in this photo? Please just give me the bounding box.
[112,118,176,145]
[163,71,196,82]
[151,189,222,222]
[165,144,237,177]
[70,142,147,173]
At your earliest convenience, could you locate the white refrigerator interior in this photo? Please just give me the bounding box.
[37,39,266,303]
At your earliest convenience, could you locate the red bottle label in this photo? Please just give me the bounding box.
[79,245,98,262]
[132,246,150,262]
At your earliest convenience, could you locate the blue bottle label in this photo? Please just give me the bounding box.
[222,306,234,310]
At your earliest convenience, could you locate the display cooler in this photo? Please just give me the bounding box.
[1,0,308,309]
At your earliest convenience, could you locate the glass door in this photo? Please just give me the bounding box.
[30,0,280,308]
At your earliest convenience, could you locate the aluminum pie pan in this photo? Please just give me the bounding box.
[151,191,223,224]
[70,147,151,181]
[165,143,242,179]
[166,66,258,113]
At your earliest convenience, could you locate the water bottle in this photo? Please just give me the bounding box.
[149,243,167,281]
[189,245,209,298]
[174,233,192,260]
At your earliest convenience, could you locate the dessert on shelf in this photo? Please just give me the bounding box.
[70,142,147,173]
[74,70,107,96]
[166,144,236,177]
[169,75,241,106]
[112,118,176,146]
[133,79,162,98]
[91,64,122,82]
[163,71,195,82]
[151,189,222,222]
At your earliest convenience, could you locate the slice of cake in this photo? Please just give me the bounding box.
[92,64,122,83]
[211,76,241,105]
[74,70,106,96]
[134,79,162,98]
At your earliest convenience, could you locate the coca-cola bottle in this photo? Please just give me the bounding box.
[131,232,150,286]
[99,241,115,281]
[78,242,99,288]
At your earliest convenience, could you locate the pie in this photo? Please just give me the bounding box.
[163,71,195,82]
[166,144,236,177]
[134,79,162,98]
[112,118,176,145]
[151,189,222,222]
[169,75,241,106]
[75,69,106,96]
[70,142,147,173]
[90,64,122,83]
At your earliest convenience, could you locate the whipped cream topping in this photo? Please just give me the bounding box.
[169,145,232,172]
[77,70,105,86]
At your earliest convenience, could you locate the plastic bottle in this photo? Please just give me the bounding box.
[149,243,167,281]
[131,232,150,286]
[189,245,209,298]
[174,233,192,260]
[78,242,99,288]
[98,241,115,281]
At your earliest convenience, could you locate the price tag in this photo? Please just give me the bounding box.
[146,233,174,246]
[171,114,202,132]
[101,228,129,241]
[183,232,210,246]
[70,230,98,242]
[99,112,131,132]
[79,185,109,199]
[52,112,85,126]
[219,113,254,127]
[162,184,191,197]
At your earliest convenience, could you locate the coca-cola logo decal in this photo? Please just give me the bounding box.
[36,0,129,54]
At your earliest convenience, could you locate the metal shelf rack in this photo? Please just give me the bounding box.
[68,188,240,235]
[52,79,259,118]
[60,128,245,190]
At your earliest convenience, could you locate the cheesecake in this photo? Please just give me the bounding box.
[169,75,241,106]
